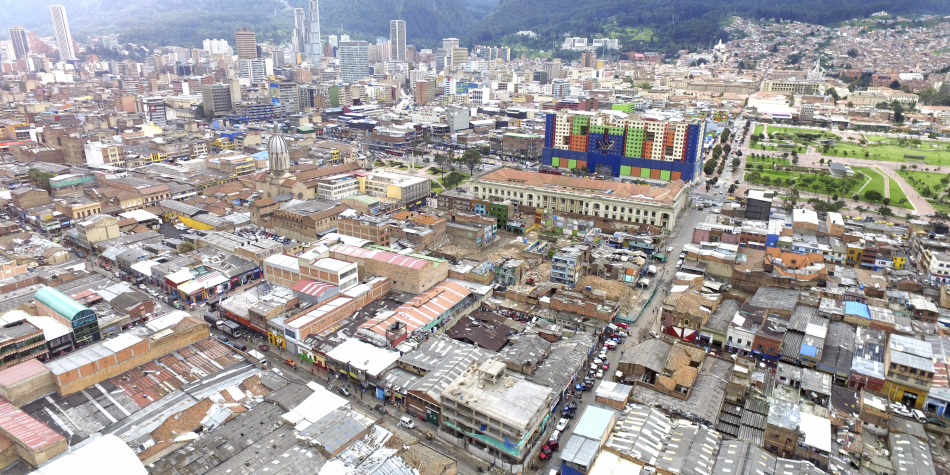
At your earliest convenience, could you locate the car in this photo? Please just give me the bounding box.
[928,417,947,428]
[650,331,660,339]
[911,409,927,423]
[598,351,608,359]
[676,259,683,268]
[539,447,552,460]
[550,430,561,441]
[258,344,270,351]
[138,284,148,290]
[667,246,674,253]
[556,417,569,431]
[601,364,609,370]
[546,438,560,451]
[284,358,297,368]
[679,252,686,259]
[398,416,416,429]
[596,369,604,378]
[606,342,618,349]
[76,252,85,258]
[616,322,628,329]
[593,358,604,365]
[271,367,283,376]
[338,386,351,397]
[888,403,912,418]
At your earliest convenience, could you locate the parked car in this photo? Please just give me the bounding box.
[888,403,912,418]
[911,409,927,423]
[539,447,552,460]
[596,369,604,378]
[556,417,569,431]
[616,322,628,329]
[338,386,351,397]
[398,416,416,429]
[927,417,947,428]
[258,344,270,351]
[666,246,674,253]
[546,438,560,451]
[284,358,297,368]
[650,331,660,339]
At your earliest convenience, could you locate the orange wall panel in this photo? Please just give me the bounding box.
[650,169,661,179]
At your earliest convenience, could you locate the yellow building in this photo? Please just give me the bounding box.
[893,252,906,270]
[846,244,864,267]
[883,334,934,410]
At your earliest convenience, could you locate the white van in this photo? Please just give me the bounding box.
[399,416,415,429]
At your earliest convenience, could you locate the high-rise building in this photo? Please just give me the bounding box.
[442,38,460,52]
[48,5,76,60]
[580,51,597,69]
[142,97,167,126]
[292,8,306,60]
[451,46,468,70]
[239,58,267,84]
[8,27,29,60]
[542,109,706,182]
[339,41,368,84]
[306,0,321,64]
[389,20,406,61]
[235,29,258,59]
[202,83,233,117]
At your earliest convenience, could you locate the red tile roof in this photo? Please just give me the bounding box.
[0,396,64,450]
[331,244,429,270]
[0,359,48,387]
[290,280,336,297]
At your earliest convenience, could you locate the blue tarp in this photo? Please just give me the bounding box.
[844,301,871,320]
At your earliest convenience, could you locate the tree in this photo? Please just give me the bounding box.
[847,48,858,58]
[893,106,904,124]
[864,190,883,202]
[780,187,800,214]
[878,206,894,217]
[883,197,890,206]
[723,144,732,155]
[889,80,901,90]
[27,169,55,191]
[819,158,825,165]
[434,153,452,182]
[460,149,483,176]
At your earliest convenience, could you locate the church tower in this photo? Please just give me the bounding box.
[267,132,292,180]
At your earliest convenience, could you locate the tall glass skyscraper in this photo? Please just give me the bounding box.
[306,0,322,64]
[7,27,29,60]
[49,5,76,60]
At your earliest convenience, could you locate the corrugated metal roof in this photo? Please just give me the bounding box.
[0,396,64,451]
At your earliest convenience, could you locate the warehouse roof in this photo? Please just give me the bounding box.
[34,286,93,322]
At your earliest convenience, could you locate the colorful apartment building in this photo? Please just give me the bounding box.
[541,110,705,182]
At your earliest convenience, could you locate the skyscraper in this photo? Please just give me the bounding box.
[389,20,406,61]
[48,5,76,60]
[235,29,258,59]
[8,27,29,60]
[292,8,306,61]
[339,41,368,84]
[307,0,321,64]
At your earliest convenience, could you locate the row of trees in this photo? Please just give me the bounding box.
[431,149,484,190]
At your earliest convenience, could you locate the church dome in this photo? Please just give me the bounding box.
[268,133,288,155]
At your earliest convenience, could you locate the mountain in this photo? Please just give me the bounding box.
[0,0,473,49]
[466,0,950,51]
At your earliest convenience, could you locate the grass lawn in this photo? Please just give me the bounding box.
[744,168,867,197]
[765,126,839,139]
[852,167,886,196]
[896,169,950,208]
[746,155,792,167]
[753,125,765,136]
[430,179,445,194]
[822,141,950,166]
[750,143,806,153]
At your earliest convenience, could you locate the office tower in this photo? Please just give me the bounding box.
[451,46,467,70]
[292,8,306,58]
[442,38,459,52]
[580,50,596,68]
[235,29,258,59]
[8,27,29,60]
[307,0,321,63]
[389,20,406,61]
[339,41,368,83]
[328,35,339,49]
[202,83,233,116]
[239,58,266,83]
[142,97,167,126]
[48,5,76,60]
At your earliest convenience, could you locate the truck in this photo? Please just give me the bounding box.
[220,320,243,338]
[247,349,268,366]
[203,313,223,328]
